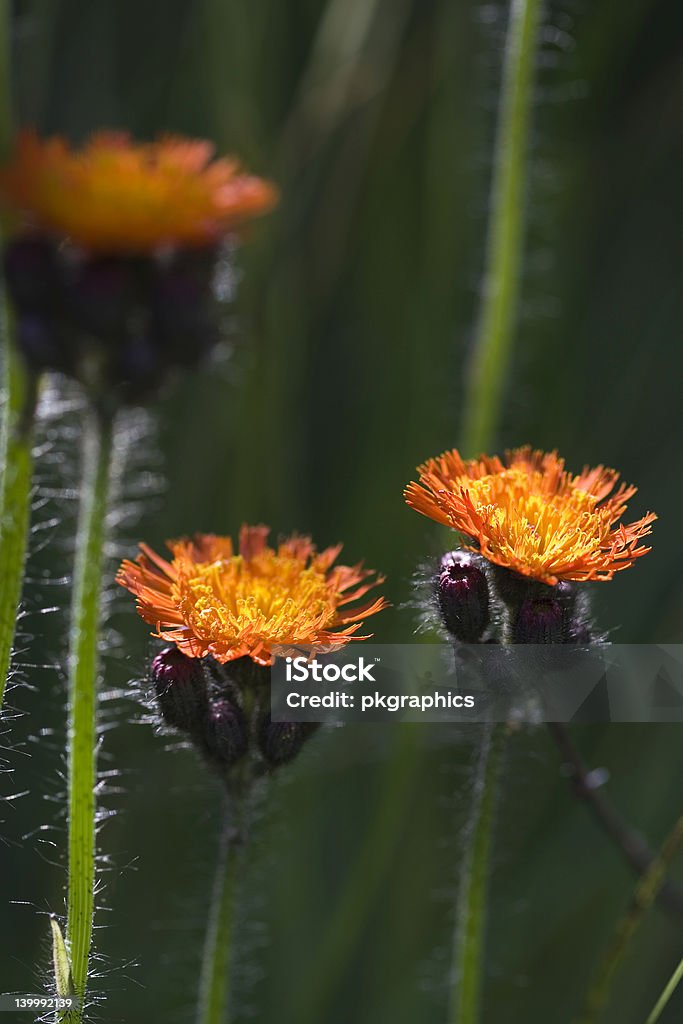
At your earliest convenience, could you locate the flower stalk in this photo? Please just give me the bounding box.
[196,793,248,1024]
[62,410,114,1022]
[0,333,36,708]
[449,722,506,1024]
[0,0,38,711]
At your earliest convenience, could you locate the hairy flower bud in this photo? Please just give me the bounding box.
[203,697,249,768]
[437,551,490,642]
[68,256,140,339]
[152,250,218,365]
[513,595,566,644]
[150,646,207,733]
[257,714,318,767]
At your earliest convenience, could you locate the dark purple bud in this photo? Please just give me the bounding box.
[152,250,218,365]
[16,313,70,372]
[68,256,140,338]
[203,697,249,768]
[513,596,566,644]
[3,236,59,312]
[257,714,318,767]
[150,646,207,732]
[437,551,490,642]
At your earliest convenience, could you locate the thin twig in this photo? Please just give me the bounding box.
[547,722,683,918]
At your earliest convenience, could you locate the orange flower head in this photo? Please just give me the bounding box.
[117,525,387,666]
[0,130,278,252]
[404,446,656,586]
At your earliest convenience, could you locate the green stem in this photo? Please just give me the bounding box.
[460,0,543,456]
[574,813,683,1024]
[62,411,114,1023]
[196,796,247,1024]
[449,722,506,1024]
[646,955,683,1024]
[0,335,36,709]
[0,0,35,712]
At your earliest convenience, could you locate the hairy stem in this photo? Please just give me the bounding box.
[460,0,543,455]
[63,411,114,1022]
[0,339,36,709]
[548,723,683,917]
[0,0,37,711]
[196,795,248,1024]
[574,813,683,1024]
[449,722,506,1024]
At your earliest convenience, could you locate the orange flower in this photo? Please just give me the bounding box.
[117,525,387,666]
[404,446,656,585]
[0,130,278,252]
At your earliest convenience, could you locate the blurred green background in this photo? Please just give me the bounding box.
[2,0,683,1021]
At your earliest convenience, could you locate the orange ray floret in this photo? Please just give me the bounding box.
[116,525,387,666]
[0,130,278,252]
[404,446,656,585]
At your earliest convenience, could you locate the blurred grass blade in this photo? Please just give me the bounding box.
[575,813,683,1024]
[50,916,75,999]
[63,411,114,1023]
[646,955,683,1024]
[450,722,506,1024]
[460,0,543,456]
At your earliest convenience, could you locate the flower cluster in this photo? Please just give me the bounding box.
[405,446,656,645]
[0,131,277,404]
[117,525,386,774]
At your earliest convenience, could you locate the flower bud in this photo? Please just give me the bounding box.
[68,256,140,339]
[202,697,249,768]
[513,595,566,644]
[150,646,207,732]
[437,551,490,642]
[257,714,318,767]
[3,236,59,313]
[151,250,218,365]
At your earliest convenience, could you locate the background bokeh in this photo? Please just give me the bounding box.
[2,0,683,1021]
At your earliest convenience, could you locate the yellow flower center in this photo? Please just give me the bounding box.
[464,469,610,576]
[174,551,338,648]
